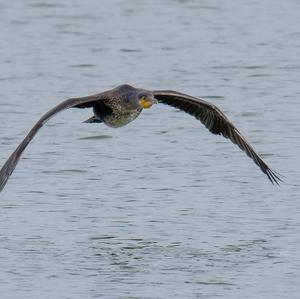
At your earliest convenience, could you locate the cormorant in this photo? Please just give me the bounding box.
[0,84,281,192]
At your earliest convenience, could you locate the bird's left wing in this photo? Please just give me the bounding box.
[0,93,105,192]
[153,90,281,184]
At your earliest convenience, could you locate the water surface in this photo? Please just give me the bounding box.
[0,1,299,298]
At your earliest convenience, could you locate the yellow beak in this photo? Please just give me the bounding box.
[139,97,156,109]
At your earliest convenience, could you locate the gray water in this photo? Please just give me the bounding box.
[0,0,299,298]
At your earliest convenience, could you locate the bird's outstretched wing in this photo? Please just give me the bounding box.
[153,90,281,184]
[0,93,104,192]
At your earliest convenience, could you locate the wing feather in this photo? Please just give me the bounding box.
[0,93,104,192]
[153,90,281,184]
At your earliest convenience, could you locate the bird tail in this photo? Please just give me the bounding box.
[83,116,102,123]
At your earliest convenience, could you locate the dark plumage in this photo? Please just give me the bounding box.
[0,84,281,192]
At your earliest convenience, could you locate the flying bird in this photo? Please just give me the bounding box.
[0,84,281,192]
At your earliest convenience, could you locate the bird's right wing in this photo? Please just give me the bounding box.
[153,90,281,184]
[0,93,105,192]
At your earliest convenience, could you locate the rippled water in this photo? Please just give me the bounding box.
[0,1,300,298]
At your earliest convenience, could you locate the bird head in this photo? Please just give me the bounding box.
[117,85,157,110]
[122,88,157,110]
[138,92,157,109]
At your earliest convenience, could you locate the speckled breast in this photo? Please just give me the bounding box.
[103,109,142,128]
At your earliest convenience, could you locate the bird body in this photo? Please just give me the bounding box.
[82,85,152,128]
[92,97,142,128]
[0,84,281,192]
